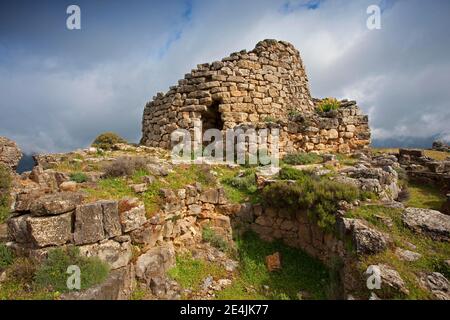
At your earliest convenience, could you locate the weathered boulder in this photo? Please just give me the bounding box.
[29,166,69,190]
[419,272,450,300]
[7,214,30,243]
[60,264,135,300]
[13,190,46,212]
[370,264,409,298]
[0,136,22,170]
[402,207,450,241]
[135,243,175,284]
[341,218,389,255]
[265,252,281,272]
[395,247,422,262]
[30,192,83,216]
[131,184,148,193]
[78,238,133,270]
[59,181,78,192]
[149,276,181,299]
[130,222,163,246]
[27,212,73,247]
[119,198,147,233]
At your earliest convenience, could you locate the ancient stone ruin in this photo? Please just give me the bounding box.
[141,39,371,155]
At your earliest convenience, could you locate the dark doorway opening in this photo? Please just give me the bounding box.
[201,100,224,134]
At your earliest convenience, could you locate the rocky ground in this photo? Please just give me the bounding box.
[0,137,449,300]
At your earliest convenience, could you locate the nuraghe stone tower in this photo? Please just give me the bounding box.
[141,39,370,154]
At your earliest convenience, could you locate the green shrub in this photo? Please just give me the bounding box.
[91,132,127,150]
[103,156,148,178]
[279,166,310,181]
[283,152,323,165]
[168,254,227,292]
[34,247,109,292]
[8,257,36,283]
[0,244,14,269]
[70,172,88,183]
[222,169,257,194]
[263,116,277,123]
[0,164,11,223]
[262,177,368,232]
[202,225,229,252]
[316,98,340,113]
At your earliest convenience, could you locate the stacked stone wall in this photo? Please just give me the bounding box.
[141,39,371,155]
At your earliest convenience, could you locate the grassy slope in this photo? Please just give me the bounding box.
[406,182,446,211]
[216,232,331,300]
[348,205,450,299]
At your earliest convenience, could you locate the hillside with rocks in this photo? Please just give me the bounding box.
[0,40,449,301]
[0,137,449,300]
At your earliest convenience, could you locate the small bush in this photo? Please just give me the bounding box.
[316,98,340,113]
[397,187,411,202]
[0,244,14,269]
[279,167,310,181]
[202,225,229,252]
[8,257,36,283]
[91,132,127,150]
[103,156,148,178]
[222,169,257,194]
[70,172,88,183]
[262,177,367,232]
[283,152,323,165]
[263,116,277,123]
[34,246,109,292]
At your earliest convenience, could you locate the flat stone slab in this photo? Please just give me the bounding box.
[27,212,73,247]
[402,207,450,242]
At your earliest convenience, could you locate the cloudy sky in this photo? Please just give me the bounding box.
[0,0,449,153]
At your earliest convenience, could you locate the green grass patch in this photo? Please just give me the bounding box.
[70,172,88,183]
[34,246,109,293]
[0,244,14,270]
[168,254,227,293]
[216,232,330,300]
[85,164,219,217]
[220,167,259,204]
[202,225,229,252]
[406,182,446,211]
[282,152,323,166]
[278,166,309,181]
[0,163,11,223]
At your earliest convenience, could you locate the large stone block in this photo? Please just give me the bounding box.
[74,203,105,245]
[30,192,83,216]
[200,188,219,204]
[99,200,122,238]
[135,243,175,283]
[119,198,147,233]
[27,212,72,247]
[78,238,133,270]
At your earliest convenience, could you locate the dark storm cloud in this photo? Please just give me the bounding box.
[0,0,449,153]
